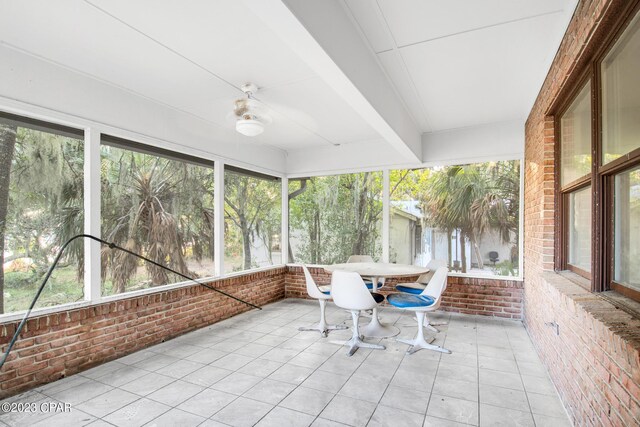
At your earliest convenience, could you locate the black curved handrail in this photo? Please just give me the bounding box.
[0,234,261,370]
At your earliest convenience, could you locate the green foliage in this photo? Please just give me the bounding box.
[4,270,34,289]
[391,161,520,276]
[100,146,215,294]
[224,171,281,271]
[1,125,85,313]
[492,260,518,277]
[6,128,84,271]
[4,266,83,312]
[289,172,382,264]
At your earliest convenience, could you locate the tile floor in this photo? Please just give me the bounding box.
[0,299,572,427]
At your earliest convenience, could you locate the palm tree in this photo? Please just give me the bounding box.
[100,151,203,294]
[420,162,518,273]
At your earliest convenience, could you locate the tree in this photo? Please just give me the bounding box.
[224,172,280,270]
[0,124,17,314]
[0,123,85,312]
[100,148,214,294]
[418,162,519,273]
[289,172,383,264]
[287,178,307,261]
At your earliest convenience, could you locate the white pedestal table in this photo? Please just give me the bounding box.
[324,262,429,338]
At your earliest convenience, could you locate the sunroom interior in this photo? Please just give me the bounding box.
[0,1,639,426]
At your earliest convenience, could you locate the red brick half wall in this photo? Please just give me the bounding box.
[285,265,523,319]
[0,267,285,399]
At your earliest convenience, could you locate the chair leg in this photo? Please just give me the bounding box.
[422,312,447,331]
[397,312,451,355]
[298,299,348,337]
[340,310,385,356]
[423,312,440,333]
[425,323,440,333]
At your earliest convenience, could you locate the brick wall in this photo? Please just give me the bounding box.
[286,266,523,319]
[524,0,640,425]
[0,267,285,399]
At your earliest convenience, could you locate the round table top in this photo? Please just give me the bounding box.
[323,262,429,278]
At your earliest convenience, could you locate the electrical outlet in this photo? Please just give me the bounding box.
[545,321,560,336]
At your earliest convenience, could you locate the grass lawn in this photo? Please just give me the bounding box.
[3,266,83,313]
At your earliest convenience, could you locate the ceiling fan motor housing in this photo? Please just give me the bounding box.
[241,82,258,95]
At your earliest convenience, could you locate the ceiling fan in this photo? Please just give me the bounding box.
[229,83,272,137]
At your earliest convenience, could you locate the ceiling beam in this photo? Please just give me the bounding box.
[243,0,422,162]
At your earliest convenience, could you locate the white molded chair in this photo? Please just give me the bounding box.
[298,265,348,337]
[347,255,383,289]
[330,270,386,356]
[387,267,451,354]
[395,259,447,294]
[395,259,449,331]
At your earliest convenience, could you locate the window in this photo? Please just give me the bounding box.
[556,5,640,300]
[601,12,640,165]
[613,166,640,292]
[560,82,592,186]
[100,138,215,295]
[0,112,84,314]
[567,187,591,273]
[224,167,281,273]
[389,161,521,277]
[288,172,382,264]
[558,79,593,279]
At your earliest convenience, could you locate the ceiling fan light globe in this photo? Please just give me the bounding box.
[236,118,264,137]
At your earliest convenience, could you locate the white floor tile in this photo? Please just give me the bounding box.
[103,398,170,427]
[211,397,273,427]
[255,407,315,427]
[8,300,573,427]
[479,403,534,426]
[369,405,424,427]
[427,394,479,426]
[144,408,205,427]
[320,395,376,427]
[279,386,334,416]
[177,388,237,418]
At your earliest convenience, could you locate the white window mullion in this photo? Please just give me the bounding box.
[382,169,390,263]
[84,128,101,302]
[281,177,289,265]
[214,161,225,276]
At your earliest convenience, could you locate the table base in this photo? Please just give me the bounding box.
[360,308,400,338]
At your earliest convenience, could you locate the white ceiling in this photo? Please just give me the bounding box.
[0,0,578,165]
[343,0,578,132]
[0,0,381,152]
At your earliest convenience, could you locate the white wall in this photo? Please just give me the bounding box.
[421,120,524,166]
[0,45,287,175]
[286,139,407,176]
[389,212,414,265]
[287,120,523,176]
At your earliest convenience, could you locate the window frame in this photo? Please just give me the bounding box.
[0,111,86,313]
[386,161,523,279]
[223,164,283,274]
[555,71,595,282]
[554,0,640,300]
[99,134,219,295]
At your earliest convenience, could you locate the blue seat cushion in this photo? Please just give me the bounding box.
[387,293,435,308]
[396,285,424,295]
[318,285,331,296]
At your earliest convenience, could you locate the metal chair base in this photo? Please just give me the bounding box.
[398,311,451,355]
[298,299,348,337]
[336,310,386,356]
[299,323,348,338]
